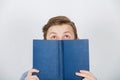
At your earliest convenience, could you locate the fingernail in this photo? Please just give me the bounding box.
[37,70,39,72]
[75,72,78,75]
[80,70,83,72]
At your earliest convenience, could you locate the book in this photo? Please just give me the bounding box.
[33,39,89,80]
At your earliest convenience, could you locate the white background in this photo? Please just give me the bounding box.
[0,0,120,80]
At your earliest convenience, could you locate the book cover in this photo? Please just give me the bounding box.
[33,40,89,80]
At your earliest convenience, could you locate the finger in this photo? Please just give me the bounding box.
[27,69,39,76]
[75,72,93,79]
[80,70,89,73]
[76,71,96,80]
[31,75,39,80]
[83,77,89,80]
[75,72,86,77]
[80,70,93,76]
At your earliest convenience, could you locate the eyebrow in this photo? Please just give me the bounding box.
[49,32,57,35]
[64,31,71,34]
[49,31,72,35]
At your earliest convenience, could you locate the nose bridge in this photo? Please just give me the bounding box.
[57,36,63,40]
[57,33,63,40]
[58,38,63,40]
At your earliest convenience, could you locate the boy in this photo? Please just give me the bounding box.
[22,16,96,80]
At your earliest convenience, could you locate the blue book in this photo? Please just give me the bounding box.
[33,40,89,80]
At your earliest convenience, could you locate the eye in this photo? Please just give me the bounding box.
[51,35,57,40]
[64,35,71,39]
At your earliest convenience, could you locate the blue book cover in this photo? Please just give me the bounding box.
[33,40,89,80]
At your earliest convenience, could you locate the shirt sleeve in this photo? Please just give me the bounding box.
[20,71,28,80]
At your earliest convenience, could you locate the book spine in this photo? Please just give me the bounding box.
[58,40,63,80]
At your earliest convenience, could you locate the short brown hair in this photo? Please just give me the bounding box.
[42,16,78,40]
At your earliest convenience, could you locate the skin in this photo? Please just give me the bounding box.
[46,24,75,40]
[25,24,96,80]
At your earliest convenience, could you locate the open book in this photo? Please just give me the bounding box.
[33,40,89,80]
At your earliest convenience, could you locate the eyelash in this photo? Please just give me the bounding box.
[64,35,70,39]
[50,35,71,40]
[51,36,57,39]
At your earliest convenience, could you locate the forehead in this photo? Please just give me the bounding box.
[47,24,74,33]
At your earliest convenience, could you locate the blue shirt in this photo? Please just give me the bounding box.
[20,71,28,80]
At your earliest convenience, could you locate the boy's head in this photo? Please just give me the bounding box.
[42,16,78,40]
